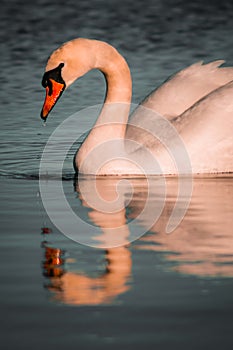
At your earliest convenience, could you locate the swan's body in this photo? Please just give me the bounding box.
[41,38,233,174]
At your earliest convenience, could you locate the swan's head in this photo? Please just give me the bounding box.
[41,38,96,120]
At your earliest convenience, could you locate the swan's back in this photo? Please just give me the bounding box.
[138,60,233,120]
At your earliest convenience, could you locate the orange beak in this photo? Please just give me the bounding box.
[41,79,65,120]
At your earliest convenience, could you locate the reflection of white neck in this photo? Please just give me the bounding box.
[78,176,131,247]
[76,41,132,170]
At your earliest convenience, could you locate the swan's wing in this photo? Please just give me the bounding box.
[134,60,233,121]
[126,61,233,152]
[172,80,233,173]
[127,81,233,173]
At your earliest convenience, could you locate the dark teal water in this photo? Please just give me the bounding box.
[0,0,233,349]
[1,176,233,350]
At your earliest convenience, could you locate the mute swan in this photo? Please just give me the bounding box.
[41,38,233,174]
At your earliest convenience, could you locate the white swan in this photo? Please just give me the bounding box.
[41,38,233,174]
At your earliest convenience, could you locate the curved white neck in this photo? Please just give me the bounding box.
[76,41,132,170]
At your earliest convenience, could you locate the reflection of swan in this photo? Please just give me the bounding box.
[132,176,233,278]
[76,176,136,247]
[75,176,233,278]
[41,38,233,174]
[42,241,132,306]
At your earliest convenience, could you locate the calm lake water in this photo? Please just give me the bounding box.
[1,0,233,349]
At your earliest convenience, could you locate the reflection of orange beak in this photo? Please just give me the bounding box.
[41,79,65,120]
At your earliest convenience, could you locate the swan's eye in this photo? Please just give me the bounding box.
[47,79,53,96]
[41,78,53,95]
[42,77,48,88]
